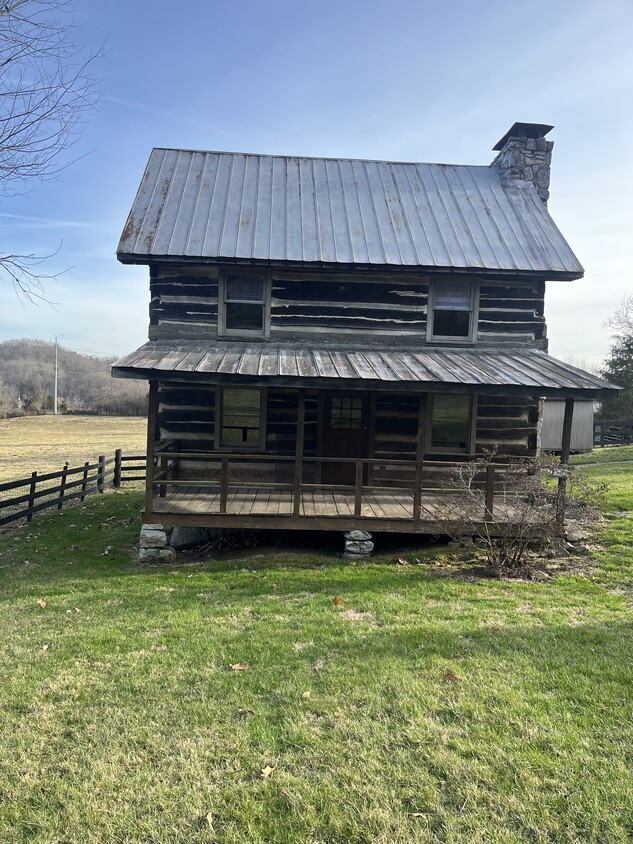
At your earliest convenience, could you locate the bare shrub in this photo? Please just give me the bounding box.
[439,452,560,572]
[440,452,608,572]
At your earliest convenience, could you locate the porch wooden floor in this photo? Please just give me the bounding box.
[149,485,522,532]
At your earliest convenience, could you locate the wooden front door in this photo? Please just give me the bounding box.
[321,392,370,485]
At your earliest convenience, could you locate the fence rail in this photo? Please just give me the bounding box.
[0,450,146,527]
[594,419,633,447]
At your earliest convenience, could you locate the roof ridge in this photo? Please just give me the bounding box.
[150,146,494,169]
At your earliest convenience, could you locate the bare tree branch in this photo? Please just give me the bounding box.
[0,246,64,303]
[0,0,102,299]
[605,293,633,339]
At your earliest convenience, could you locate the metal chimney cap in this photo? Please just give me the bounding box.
[493,122,554,151]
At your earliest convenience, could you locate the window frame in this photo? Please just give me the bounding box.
[216,386,267,452]
[218,269,271,338]
[426,279,479,344]
[426,393,477,455]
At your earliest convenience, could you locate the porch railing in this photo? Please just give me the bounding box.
[149,448,504,523]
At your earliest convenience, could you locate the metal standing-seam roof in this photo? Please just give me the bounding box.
[117,148,583,278]
[112,342,617,398]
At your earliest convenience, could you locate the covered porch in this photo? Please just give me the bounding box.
[147,448,532,535]
[112,341,619,536]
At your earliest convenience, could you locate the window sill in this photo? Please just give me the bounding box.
[427,336,477,345]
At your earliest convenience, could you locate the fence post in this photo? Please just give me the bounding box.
[26,471,37,522]
[57,463,69,510]
[220,456,229,514]
[113,449,122,488]
[413,460,423,521]
[80,461,90,501]
[556,398,575,527]
[354,461,363,517]
[293,389,306,517]
[484,464,495,521]
[159,455,167,498]
[97,455,105,493]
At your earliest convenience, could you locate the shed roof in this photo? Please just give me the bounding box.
[117,148,583,278]
[112,342,616,398]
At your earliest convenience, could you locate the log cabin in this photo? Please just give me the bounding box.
[112,122,618,557]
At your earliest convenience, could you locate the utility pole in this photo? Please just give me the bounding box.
[54,337,58,416]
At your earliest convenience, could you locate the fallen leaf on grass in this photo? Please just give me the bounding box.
[37,598,46,609]
[301,691,311,699]
[205,812,214,831]
[41,644,49,652]
[444,671,461,683]
[333,595,342,606]
[229,663,249,671]
[74,608,81,614]
[260,765,275,779]
[397,557,410,566]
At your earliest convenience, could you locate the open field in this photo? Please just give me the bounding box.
[0,450,632,842]
[0,416,147,482]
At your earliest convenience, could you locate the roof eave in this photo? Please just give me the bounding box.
[115,252,584,281]
[111,366,616,399]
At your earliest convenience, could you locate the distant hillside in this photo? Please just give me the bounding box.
[0,339,146,416]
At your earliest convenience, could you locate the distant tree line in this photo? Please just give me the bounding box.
[0,339,147,417]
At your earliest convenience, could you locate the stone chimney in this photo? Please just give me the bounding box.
[492,122,554,204]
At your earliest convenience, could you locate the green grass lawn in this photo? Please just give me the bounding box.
[0,453,632,842]
[571,444,633,465]
[0,415,147,482]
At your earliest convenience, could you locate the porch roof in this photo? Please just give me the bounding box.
[112,342,618,399]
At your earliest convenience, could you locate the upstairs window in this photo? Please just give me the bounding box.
[220,272,269,337]
[428,280,477,342]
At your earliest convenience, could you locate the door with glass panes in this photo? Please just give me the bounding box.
[321,392,370,485]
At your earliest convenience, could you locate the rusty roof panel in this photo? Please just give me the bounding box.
[112,342,616,397]
[118,149,583,277]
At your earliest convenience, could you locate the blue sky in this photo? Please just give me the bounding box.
[0,0,631,364]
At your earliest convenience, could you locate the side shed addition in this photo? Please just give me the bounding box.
[541,399,595,453]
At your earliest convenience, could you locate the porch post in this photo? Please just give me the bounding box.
[556,397,575,525]
[413,393,427,520]
[145,381,159,517]
[293,389,306,517]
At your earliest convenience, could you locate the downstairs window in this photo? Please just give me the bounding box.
[218,388,265,449]
[429,394,474,453]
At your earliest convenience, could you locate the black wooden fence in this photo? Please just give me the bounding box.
[593,419,633,447]
[0,450,146,527]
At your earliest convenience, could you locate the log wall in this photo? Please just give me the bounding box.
[147,264,547,349]
[155,383,319,481]
[154,383,539,488]
[370,392,539,487]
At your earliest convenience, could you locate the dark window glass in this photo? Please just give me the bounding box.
[431,395,471,451]
[226,303,264,332]
[431,281,473,339]
[432,310,470,337]
[221,389,262,447]
[330,397,363,429]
